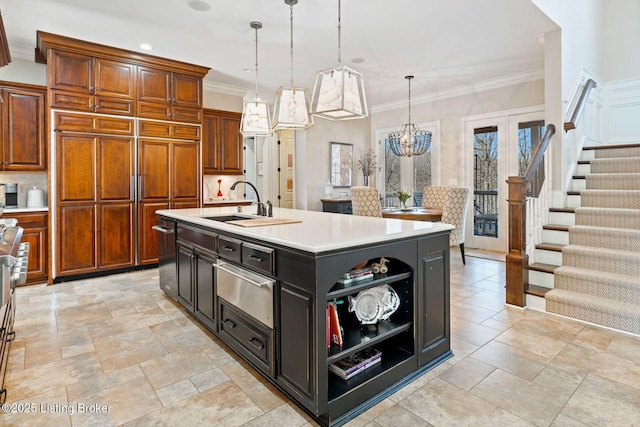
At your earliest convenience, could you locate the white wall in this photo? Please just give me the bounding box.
[0,57,46,85]
[602,0,640,82]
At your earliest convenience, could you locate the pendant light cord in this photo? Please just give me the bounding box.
[407,76,412,126]
[337,0,342,65]
[254,24,259,99]
[289,2,294,87]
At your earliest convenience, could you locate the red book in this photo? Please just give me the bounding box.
[326,304,331,349]
[329,303,343,346]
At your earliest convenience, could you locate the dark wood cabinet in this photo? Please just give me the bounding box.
[0,82,46,171]
[12,212,48,285]
[49,49,135,116]
[137,66,202,123]
[321,199,352,215]
[202,109,242,175]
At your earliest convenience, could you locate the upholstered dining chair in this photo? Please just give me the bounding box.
[350,186,383,217]
[423,186,471,264]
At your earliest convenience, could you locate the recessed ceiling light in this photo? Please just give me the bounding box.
[187,0,211,12]
[243,68,252,73]
[351,58,365,64]
[140,43,153,51]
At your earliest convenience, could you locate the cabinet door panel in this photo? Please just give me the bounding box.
[49,50,93,93]
[172,142,199,200]
[13,212,48,285]
[50,90,94,112]
[177,242,194,310]
[221,116,242,174]
[137,66,171,104]
[137,101,171,121]
[195,249,216,327]
[58,205,96,274]
[99,203,134,268]
[2,86,46,170]
[94,97,134,116]
[171,106,202,123]
[172,73,202,108]
[56,133,95,202]
[202,112,221,173]
[138,201,169,265]
[99,136,133,201]
[138,139,169,200]
[94,58,136,99]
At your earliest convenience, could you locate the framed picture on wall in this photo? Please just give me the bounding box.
[330,142,353,187]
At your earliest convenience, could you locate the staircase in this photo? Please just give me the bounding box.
[529,144,640,335]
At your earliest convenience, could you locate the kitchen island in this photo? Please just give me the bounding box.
[156,206,453,426]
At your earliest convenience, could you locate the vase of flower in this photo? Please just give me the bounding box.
[357,149,377,187]
[397,188,411,209]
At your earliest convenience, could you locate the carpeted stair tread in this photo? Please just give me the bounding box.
[591,145,640,159]
[554,266,640,304]
[585,173,640,190]
[574,207,640,230]
[545,289,640,335]
[562,245,640,276]
[579,190,640,209]
[589,157,640,173]
[569,225,640,252]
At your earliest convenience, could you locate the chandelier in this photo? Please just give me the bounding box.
[272,0,313,130]
[310,0,368,121]
[386,75,431,157]
[241,21,271,136]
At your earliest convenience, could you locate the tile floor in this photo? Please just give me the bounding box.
[2,252,640,426]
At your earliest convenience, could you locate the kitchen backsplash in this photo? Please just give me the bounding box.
[0,173,47,208]
[203,175,244,202]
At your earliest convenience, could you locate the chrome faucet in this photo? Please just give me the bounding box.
[230,180,267,216]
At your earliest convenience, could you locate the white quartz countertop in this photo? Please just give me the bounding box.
[2,206,49,213]
[203,199,251,204]
[157,206,454,254]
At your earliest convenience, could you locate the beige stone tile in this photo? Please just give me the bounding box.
[451,301,499,323]
[532,360,588,398]
[24,327,93,368]
[480,317,513,332]
[438,356,495,391]
[190,367,231,392]
[561,373,640,426]
[471,369,568,426]
[450,316,502,347]
[447,336,479,365]
[399,377,535,426]
[470,340,548,381]
[56,302,113,328]
[12,309,58,339]
[66,364,146,402]
[241,402,309,427]
[570,324,617,352]
[459,289,506,312]
[5,352,103,401]
[75,289,127,306]
[494,322,570,359]
[344,398,395,427]
[0,387,71,427]
[489,306,527,326]
[7,344,25,372]
[26,291,80,311]
[604,332,640,364]
[92,327,167,373]
[122,381,263,426]
[139,345,217,389]
[154,378,199,407]
[70,376,162,426]
[387,361,451,403]
[149,317,214,353]
[550,413,590,426]
[220,359,286,412]
[370,403,433,426]
[199,339,237,366]
[87,307,171,340]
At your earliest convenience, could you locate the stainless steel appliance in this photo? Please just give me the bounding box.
[215,259,274,328]
[0,184,18,209]
[153,218,177,299]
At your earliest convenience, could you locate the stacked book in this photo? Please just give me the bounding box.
[328,348,382,380]
[337,267,374,285]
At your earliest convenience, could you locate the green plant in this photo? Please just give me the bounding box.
[397,188,411,208]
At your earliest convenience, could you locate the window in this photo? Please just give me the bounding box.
[383,140,431,207]
[473,126,498,238]
[518,120,545,176]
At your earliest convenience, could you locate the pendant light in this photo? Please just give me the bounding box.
[272,0,313,130]
[241,21,271,136]
[386,76,431,157]
[310,0,368,121]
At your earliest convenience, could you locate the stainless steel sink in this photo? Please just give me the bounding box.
[203,214,260,222]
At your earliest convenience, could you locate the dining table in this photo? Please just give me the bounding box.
[381,207,443,222]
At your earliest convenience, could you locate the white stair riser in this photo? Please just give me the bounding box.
[576,164,591,175]
[581,150,595,161]
[567,194,582,207]
[572,179,586,191]
[526,294,547,311]
[548,211,575,226]
[535,248,562,265]
[543,229,569,245]
[529,269,554,289]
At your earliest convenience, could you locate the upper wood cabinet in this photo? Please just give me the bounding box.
[0,82,47,170]
[202,109,243,175]
[138,66,203,123]
[48,49,136,116]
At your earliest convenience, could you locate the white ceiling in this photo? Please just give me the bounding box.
[0,0,558,108]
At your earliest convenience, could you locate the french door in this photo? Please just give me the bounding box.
[462,108,544,252]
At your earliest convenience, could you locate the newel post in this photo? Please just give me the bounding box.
[505,176,529,306]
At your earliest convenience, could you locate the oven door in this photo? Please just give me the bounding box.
[214,260,274,328]
[153,218,177,299]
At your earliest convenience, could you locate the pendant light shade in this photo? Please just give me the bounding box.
[241,21,271,137]
[272,0,313,130]
[310,0,368,121]
[386,75,431,157]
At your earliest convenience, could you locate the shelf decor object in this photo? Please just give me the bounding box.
[241,21,272,136]
[386,75,432,157]
[348,284,400,325]
[272,0,314,130]
[310,0,368,121]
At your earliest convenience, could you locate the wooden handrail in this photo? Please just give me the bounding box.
[506,78,595,306]
[564,79,597,131]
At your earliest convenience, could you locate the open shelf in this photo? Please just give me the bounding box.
[328,271,412,300]
[327,319,412,362]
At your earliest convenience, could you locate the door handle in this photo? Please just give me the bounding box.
[247,337,264,350]
[222,318,236,329]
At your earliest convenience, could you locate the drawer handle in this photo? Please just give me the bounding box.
[248,254,263,262]
[247,337,264,350]
[222,319,236,329]
[222,246,236,252]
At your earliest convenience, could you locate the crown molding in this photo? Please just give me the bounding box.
[8,43,33,61]
[203,80,247,97]
[371,68,545,114]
